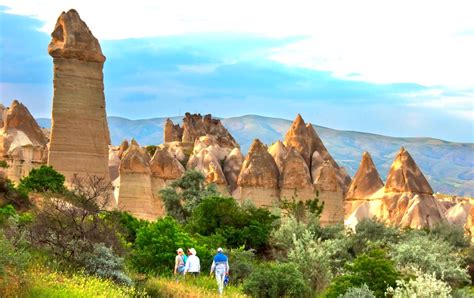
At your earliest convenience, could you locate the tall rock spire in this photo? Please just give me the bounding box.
[346,151,384,199]
[385,147,433,194]
[47,9,110,182]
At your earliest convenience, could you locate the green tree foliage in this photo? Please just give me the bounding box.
[228,248,256,284]
[187,196,277,251]
[279,192,324,223]
[18,165,65,194]
[131,216,196,274]
[430,222,470,249]
[288,230,333,293]
[159,170,219,223]
[350,218,400,255]
[145,145,157,157]
[0,160,7,168]
[325,249,399,298]
[104,211,148,244]
[243,262,311,298]
[390,231,470,286]
[340,284,375,298]
[386,271,452,298]
[0,177,30,210]
[0,230,30,295]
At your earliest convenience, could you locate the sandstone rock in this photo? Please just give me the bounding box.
[313,161,340,192]
[108,148,121,181]
[187,148,227,186]
[117,140,129,159]
[48,9,105,63]
[164,119,183,143]
[0,100,48,182]
[117,140,156,220]
[283,114,312,165]
[346,152,384,200]
[223,148,244,192]
[314,161,345,224]
[236,139,279,206]
[279,148,312,190]
[47,9,110,183]
[268,141,288,173]
[150,147,185,180]
[385,147,433,194]
[445,202,472,226]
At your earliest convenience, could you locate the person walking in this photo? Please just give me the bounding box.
[210,247,229,295]
[174,248,186,277]
[184,248,200,277]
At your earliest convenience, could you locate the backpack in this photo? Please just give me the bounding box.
[182,254,188,265]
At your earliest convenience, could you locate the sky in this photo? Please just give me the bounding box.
[0,0,473,142]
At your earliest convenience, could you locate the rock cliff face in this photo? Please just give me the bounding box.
[283,114,312,166]
[345,147,446,229]
[116,140,155,220]
[164,113,237,148]
[268,141,288,174]
[0,100,48,182]
[279,148,314,201]
[223,148,244,192]
[236,139,279,206]
[47,9,110,183]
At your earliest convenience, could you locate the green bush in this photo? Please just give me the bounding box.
[271,216,320,258]
[243,262,311,298]
[103,211,148,244]
[18,165,65,194]
[430,222,470,248]
[386,272,452,298]
[188,196,277,252]
[0,178,30,209]
[325,249,399,298]
[350,218,400,255]
[160,170,219,223]
[132,216,196,274]
[82,243,132,286]
[340,284,375,298]
[390,232,469,286]
[0,231,31,296]
[228,248,256,284]
[288,230,332,293]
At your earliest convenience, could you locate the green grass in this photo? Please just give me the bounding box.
[144,275,247,297]
[23,265,145,298]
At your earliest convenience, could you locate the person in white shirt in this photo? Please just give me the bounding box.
[210,247,229,295]
[184,248,200,276]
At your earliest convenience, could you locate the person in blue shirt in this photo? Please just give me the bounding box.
[209,247,229,295]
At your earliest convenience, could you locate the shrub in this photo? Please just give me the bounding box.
[325,249,399,298]
[279,192,324,223]
[82,243,132,286]
[0,231,31,296]
[390,232,469,286]
[104,211,148,244]
[18,165,65,194]
[243,262,311,298]
[188,196,277,252]
[29,175,122,265]
[0,178,30,209]
[350,218,400,255]
[288,230,332,293]
[132,216,196,274]
[430,222,470,248]
[340,284,375,298]
[160,170,219,223]
[386,272,452,298]
[228,247,256,284]
[271,216,320,258]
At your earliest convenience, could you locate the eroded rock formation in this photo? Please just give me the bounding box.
[268,141,288,174]
[346,147,446,229]
[0,100,48,182]
[236,139,279,206]
[279,148,314,201]
[47,9,110,183]
[223,148,244,192]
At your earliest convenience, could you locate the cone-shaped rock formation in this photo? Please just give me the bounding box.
[268,140,288,174]
[223,148,244,192]
[346,152,384,200]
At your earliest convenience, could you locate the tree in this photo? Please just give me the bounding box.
[243,262,311,298]
[350,218,400,255]
[29,174,121,264]
[187,196,277,251]
[279,190,324,223]
[18,165,66,194]
[131,217,196,274]
[386,272,452,298]
[159,170,219,223]
[325,249,399,298]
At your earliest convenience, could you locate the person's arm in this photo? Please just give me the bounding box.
[184,257,190,274]
[210,260,216,275]
[225,260,229,275]
[174,256,178,275]
[197,257,201,273]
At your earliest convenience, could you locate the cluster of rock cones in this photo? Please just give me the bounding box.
[1,9,473,234]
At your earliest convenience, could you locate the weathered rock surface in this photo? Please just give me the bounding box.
[345,147,445,229]
[268,141,288,173]
[283,114,312,165]
[385,147,433,194]
[445,201,472,226]
[150,147,185,180]
[346,152,384,200]
[0,100,48,182]
[223,148,244,192]
[108,147,121,181]
[116,140,156,220]
[165,113,238,148]
[47,9,110,183]
[236,139,279,206]
[279,148,312,190]
[117,140,129,159]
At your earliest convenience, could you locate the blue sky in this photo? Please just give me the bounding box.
[0,1,473,142]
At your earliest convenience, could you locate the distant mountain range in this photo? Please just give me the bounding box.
[36,115,474,197]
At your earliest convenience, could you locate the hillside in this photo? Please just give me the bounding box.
[36,115,473,196]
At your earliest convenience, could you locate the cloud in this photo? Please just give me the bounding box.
[1,0,474,89]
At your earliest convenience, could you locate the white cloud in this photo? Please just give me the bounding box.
[1,0,474,88]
